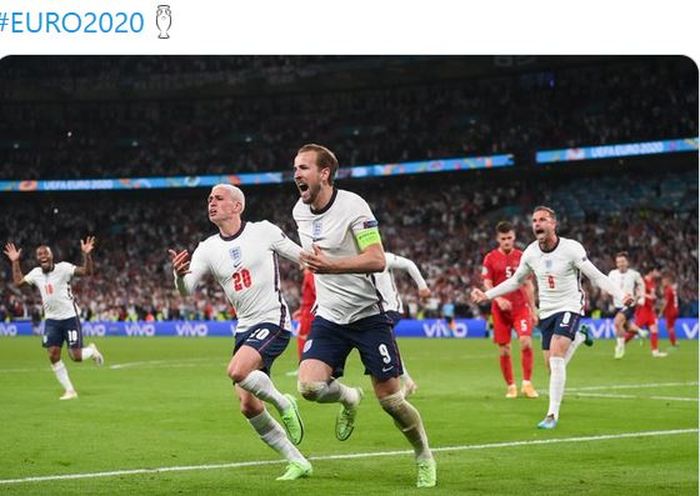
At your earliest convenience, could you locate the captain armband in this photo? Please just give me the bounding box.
[355,227,382,251]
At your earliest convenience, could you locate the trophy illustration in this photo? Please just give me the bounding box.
[156,5,172,39]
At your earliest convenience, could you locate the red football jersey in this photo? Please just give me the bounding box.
[482,248,528,308]
[664,284,679,317]
[299,270,316,314]
[641,276,657,312]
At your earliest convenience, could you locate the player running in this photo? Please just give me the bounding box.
[481,221,539,399]
[169,184,312,481]
[472,206,633,429]
[375,251,432,397]
[607,251,647,359]
[635,267,667,357]
[3,238,103,400]
[660,272,679,348]
[292,144,436,488]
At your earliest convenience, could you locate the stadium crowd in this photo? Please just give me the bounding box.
[1,57,696,179]
[1,167,697,323]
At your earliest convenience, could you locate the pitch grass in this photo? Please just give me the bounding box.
[0,336,697,495]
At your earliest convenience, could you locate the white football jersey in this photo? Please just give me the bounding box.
[176,221,302,334]
[608,268,644,307]
[24,262,79,320]
[375,252,428,314]
[513,237,588,319]
[293,188,384,324]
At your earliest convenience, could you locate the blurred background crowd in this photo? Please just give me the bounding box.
[0,55,697,323]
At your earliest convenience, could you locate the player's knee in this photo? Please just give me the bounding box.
[378,391,416,427]
[227,366,248,384]
[499,345,511,356]
[297,381,326,401]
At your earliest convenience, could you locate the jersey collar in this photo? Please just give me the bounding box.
[219,221,247,241]
[310,187,338,215]
[539,235,560,254]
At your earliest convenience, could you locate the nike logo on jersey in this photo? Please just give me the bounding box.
[382,366,394,372]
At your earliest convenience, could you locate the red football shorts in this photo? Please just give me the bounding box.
[492,305,532,345]
[635,308,657,328]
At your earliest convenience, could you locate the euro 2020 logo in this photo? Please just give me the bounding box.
[156,5,172,39]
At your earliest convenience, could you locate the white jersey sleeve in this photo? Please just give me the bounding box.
[175,242,211,296]
[386,252,428,290]
[348,197,379,240]
[579,259,627,304]
[263,220,303,264]
[23,267,42,286]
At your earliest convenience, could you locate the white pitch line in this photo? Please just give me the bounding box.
[567,382,698,392]
[0,428,696,486]
[0,358,217,374]
[108,358,214,370]
[573,392,699,402]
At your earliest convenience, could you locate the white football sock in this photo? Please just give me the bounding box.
[237,370,291,413]
[81,346,95,360]
[547,357,566,419]
[616,337,625,347]
[301,380,359,407]
[564,331,586,364]
[379,391,432,461]
[248,410,306,463]
[51,360,75,392]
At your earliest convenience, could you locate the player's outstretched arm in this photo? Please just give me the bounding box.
[3,242,26,285]
[267,222,307,264]
[389,254,429,293]
[483,262,532,302]
[579,260,634,307]
[74,236,96,276]
[301,242,385,274]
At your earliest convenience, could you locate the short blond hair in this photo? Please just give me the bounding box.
[212,183,245,213]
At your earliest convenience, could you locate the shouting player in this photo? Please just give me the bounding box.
[472,206,633,429]
[293,144,436,488]
[169,184,312,481]
[481,221,538,399]
[3,238,103,400]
